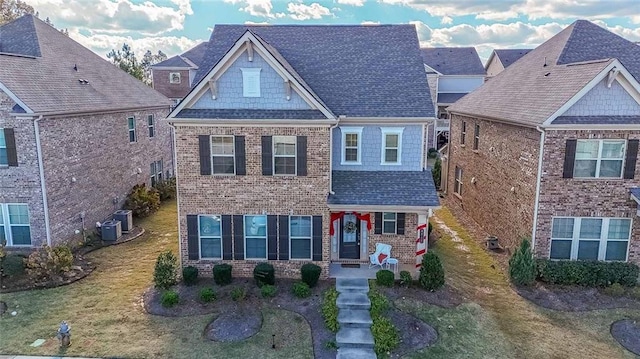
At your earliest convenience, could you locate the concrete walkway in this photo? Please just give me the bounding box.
[335,277,376,359]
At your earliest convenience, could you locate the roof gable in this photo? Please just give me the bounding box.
[559,76,640,118]
[493,49,532,68]
[419,47,485,76]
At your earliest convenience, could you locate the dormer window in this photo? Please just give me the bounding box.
[169,72,181,84]
[241,68,261,97]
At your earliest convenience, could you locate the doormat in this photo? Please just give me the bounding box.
[340,263,360,268]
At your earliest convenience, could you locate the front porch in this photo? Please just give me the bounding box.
[328,262,417,279]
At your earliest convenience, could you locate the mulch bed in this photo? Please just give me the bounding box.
[379,283,465,308]
[610,319,640,356]
[516,282,640,311]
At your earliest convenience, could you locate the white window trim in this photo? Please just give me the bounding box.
[341,127,363,165]
[460,121,466,145]
[241,68,261,97]
[289,215,313,260]
[454,166,463,196]
[0,128,7,167]
[169,72,181,84]
[244,215,267,260]
[1,203,31,247]
[273,136,297,176]
[380,127,404,165]
[148,115,155,138]
[550,217,632,261]
[211,135,236,175]
[127,117,136,143]
[198,215,223,260]
[574,139,626,179]
[382,212,397,235]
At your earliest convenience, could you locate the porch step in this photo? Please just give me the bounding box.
[337,277,370,293]
[336,327,375,349]
[337,292,371,310]
[338,309,373,328]
[336,347,377,359]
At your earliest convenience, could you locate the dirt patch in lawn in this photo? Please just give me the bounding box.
[205,307,262,342]
[387,308,438,357]
[378,283,465,308]
[610,319,640,355]
[516,282,640,311]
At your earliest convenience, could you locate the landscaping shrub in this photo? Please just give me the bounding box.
[261,284,277,298]
[292,281,311,298]
[2,254,26,276]
[25,245,74,281]
[536,259,639,287]
[427,147,438,158]
[182,266,198,286]
[253,262,275,286]
[300,263,322,288]
[124,183,160,218]
[509,238,536,286]
[419,252,445,291]
[199,287,216,302]
[231,287,246,301]
[602,283,626,297]
[629,286,640,300]
[154,177,176,201]
[399,271,413,287]
[432,157,441,189]
[213,263,232,285]
[153,251,178,289]
[369,288,390,318]
[324,340,338,350]
[376,269,395,287]
[371,316,400,356]
[161,290,179,307]
[322,288,339,332]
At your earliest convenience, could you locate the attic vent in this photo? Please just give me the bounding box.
[78,79,89,84]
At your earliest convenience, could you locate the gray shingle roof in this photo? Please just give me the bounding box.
[630,188,640,200]
[493,49,532,68]
[0,15,171,114]
[154,42,209,69]
[176,109,326,119]
[154,55,192,68]
[181,42,208,67]
[437,93,467,104]
[553,116,640,125]
[420,47,485,76]
[193,25,434,118]
[0,15,41,57]
[328,170,440,207]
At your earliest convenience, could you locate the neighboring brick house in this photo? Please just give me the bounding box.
[0,15,173,248]
[484,49,532,78]
[446,20,640,265]
[150,42,208,103]
[419,47,485,150]
[168,25,439,279]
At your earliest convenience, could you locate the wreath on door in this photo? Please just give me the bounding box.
[344,221,357,233]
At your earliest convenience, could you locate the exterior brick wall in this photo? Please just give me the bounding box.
[368,212,419,269]
[152,69,191,100]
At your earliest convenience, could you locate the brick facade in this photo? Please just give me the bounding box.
[368,212,419,268]
[152,69,192,100]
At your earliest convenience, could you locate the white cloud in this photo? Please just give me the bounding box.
[336,0,366,6]
[361,20,380,25]
[223,0,285,19]
[441,16,452,25]
[287,2,332,20]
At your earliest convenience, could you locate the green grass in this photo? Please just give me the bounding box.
[0,201,312,359]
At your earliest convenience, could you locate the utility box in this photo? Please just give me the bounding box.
[101,220,122,241]
[113,210,133,233]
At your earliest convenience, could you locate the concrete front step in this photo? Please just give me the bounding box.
[336,347,377,359]
[337,292,371,309]
[336,327,375,349]
[336,277,370,293]
[338,309,374,327]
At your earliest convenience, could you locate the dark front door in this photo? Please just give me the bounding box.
[339,213,360,259]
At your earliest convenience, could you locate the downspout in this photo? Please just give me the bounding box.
[168,122,182,263]
[531,126,545,251]
[34,115,52,246]
[328,118,340,195]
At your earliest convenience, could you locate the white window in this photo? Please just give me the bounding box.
[199,215,222,259]
[0,204,31,246]
[380,127,404,165]
[341,127,363,165]
[454,166,463,195]
[148,115,155,138]
[473,124,480,150]
[241,68,261,97]
[150,160,163,186]
[169,72,181,84]
[211,136,235,175]
[550,217,632,261]
[245,215,267,259]
[382,212,397,234]
[574,139,625,178]
[0,129,7,166]
[273,136,296,175]
[290,215,312,260]
[461,121,466,145]
[127,117,136,143]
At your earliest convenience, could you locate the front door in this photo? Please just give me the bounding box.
[339,213,360,259]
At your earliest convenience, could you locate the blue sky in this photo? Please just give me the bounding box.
[25,0,640,63]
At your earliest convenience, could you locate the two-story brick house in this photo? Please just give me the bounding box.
[168,24,439,278]
[446,20,640,265]
[0,15,173,248]
[150,42,208,104]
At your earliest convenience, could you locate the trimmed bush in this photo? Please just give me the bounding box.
[419,252,445,291]
[182,266,198,286]
[25,245,73,281]
[199,287,216,302]
[629,286,640,300]
[376,269,395,287]
[602,283,625,297]
[154,251,178,289]
[371,316,400,355]
[231,287,246,302]
[292,281,311,298]
[400,270,413,287]
[2,254,26,276]
[432,157,441,189]
[161,290,179,307]
[509,238,536,286]
[261,284,277,298]
[213,264,232,285]
[322,288,340,332]
[427,147,438,158]
[124,183,160,218]
[253,262,275,286]
[301,263,322,288]
[536,259,639,287]
[154,177,176,201]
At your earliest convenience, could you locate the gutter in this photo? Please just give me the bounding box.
[328,204,441,215]
[33,115,52,246]
[328,118,341,195]
[32,105,171,119]
[531,126,545,252]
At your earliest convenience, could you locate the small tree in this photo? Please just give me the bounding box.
[509,237,536,286]
[154,251,178,289]
[432,158,441,189]
[419,252,445,291]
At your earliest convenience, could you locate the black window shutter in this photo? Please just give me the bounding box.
[396,213,405,235]
[278,215,289,260]
[267,215,278,260]
[233,215,244,260]
[624,139,639,179]
[297,136,307,176]
[186,215,199,260]
[374,212,382,234]
[312,216,323,261]
[4,128,18,167]
[562,139,577,178]
[222,215,233,260]
[262,136,273,176]
[235,136,246,175]
[198,135,211,175]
